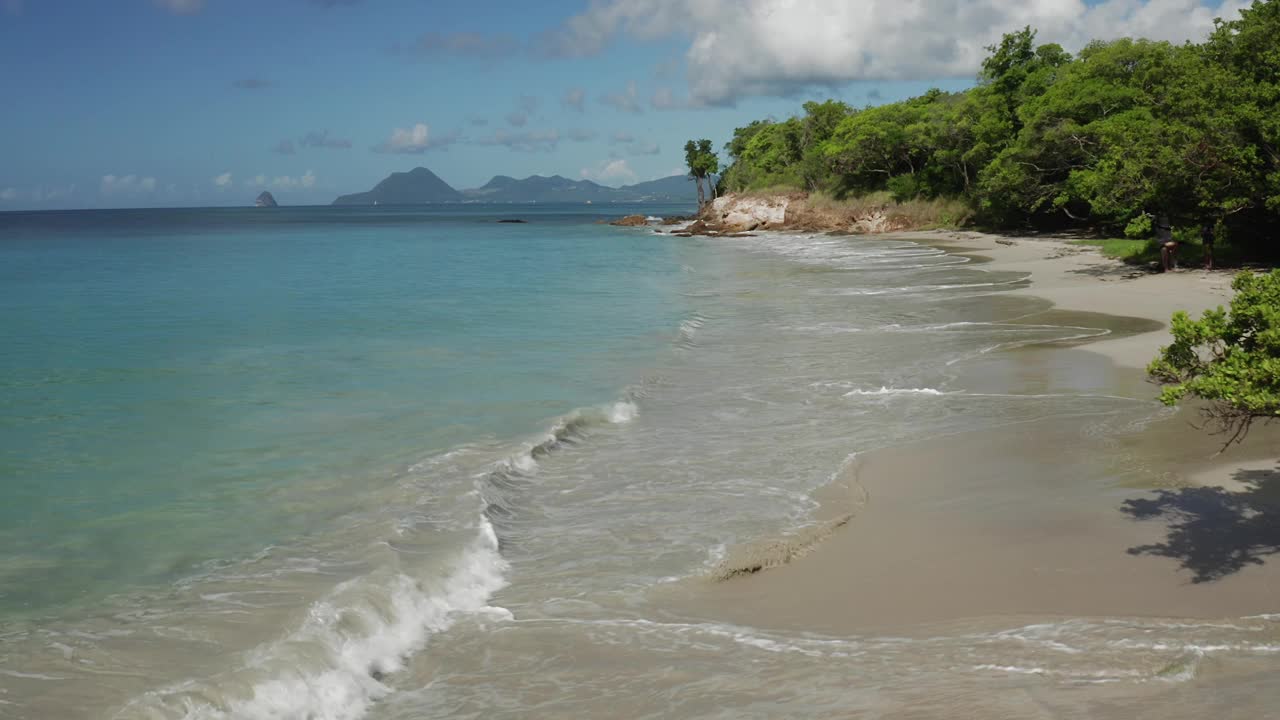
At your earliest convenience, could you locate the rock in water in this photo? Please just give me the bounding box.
[255,191,278,208]
[609,214,648,227]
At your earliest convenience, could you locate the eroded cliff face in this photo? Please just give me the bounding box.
[689,193,918,235]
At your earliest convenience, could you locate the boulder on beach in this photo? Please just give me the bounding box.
[255,191,278,208]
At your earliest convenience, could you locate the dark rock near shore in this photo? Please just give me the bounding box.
[497,219,528,223]
[255,191,278,208]
[610,214,649,227]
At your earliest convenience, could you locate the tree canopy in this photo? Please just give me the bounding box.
[684,139,720,207]
[715,2,1280,251]
[1148,270,1280,444]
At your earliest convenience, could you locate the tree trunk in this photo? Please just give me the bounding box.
[695,176,705,207]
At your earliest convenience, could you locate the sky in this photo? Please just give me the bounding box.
[0,0,1253,210]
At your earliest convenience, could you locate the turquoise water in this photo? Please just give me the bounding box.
[5,208,1277,720]
[0,204,693,612]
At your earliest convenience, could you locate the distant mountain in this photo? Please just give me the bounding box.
[332,167,463,205]
[331,168,700,205]
[462,174,629,203]
[616,174,700,202]
[255,191,278,208]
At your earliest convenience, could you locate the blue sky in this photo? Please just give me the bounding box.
[0,0,1243,209]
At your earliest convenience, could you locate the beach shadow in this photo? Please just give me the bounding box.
[1120,464,1280,582]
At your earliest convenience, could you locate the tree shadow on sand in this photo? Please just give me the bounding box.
[1120,464,1280,583]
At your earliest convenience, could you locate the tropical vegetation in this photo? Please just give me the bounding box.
[1149,269,1280,445]
[706,0,1280,255]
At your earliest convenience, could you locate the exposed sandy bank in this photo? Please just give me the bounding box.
[902,229,1235,369]
[674,229,1278,632]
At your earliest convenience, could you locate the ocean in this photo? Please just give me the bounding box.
[1,205,1276,719]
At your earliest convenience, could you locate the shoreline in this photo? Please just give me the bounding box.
[673,229,1278,633]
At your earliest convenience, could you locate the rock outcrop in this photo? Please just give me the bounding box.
[660,193,924,237]
[704,194,791,232]
[255,191,278,208]
[610,214,649,227]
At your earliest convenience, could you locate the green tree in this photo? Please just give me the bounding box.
[684,139,720,207]
[1148,270,1280,444]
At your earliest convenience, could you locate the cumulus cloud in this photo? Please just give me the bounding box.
[213,172,233,187]
[506,111,529,127]
[0,184,76,203]
[628,141,661,156]
[154,0,203,14]
[609,131,660,155]
[562,87,586,112]
[546,0,1251,105]
[274,139,297,155]
[299,129,352,149]
[270,170,317,189]
[374,123,459,153]
[650,86,685,110]
[233,78,273,90]
[475,129,560,152]
[581,158,637,185]
[600,80,643,114]
[403,32,521,60]
[100,174,157,195]
[568,128,598,142]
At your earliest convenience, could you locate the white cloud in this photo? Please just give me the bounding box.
[374,123,458,153]
[213,172,233,187]
[549,0,1252,105]
[581,158,638,185]
[628,141,661,156]
[476,129,560,152]
[600,80,643,114]
[265,170,317,190]
[100,174,157,195]
[562,87,586,112]
[0,184,77,203]
[650,86,684,110]
[153,0,204,14]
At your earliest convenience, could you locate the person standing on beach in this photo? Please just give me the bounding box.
[1201,223,1216,270]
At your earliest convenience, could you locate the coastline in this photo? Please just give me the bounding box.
[673,228,1278,634]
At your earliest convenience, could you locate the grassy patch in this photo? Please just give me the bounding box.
[803,192,974,229]
[1071,238,1157,262]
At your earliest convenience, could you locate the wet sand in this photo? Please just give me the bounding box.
[678,232,1279,633]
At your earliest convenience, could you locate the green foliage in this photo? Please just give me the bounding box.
[1071,237,1155,261]
[684,139,720,206]
[1148,270,1280,443]
[713,5,1280,249]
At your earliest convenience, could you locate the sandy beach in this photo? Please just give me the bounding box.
[678,230,1279,634]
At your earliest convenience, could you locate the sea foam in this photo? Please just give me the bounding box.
[131,519,509,720]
